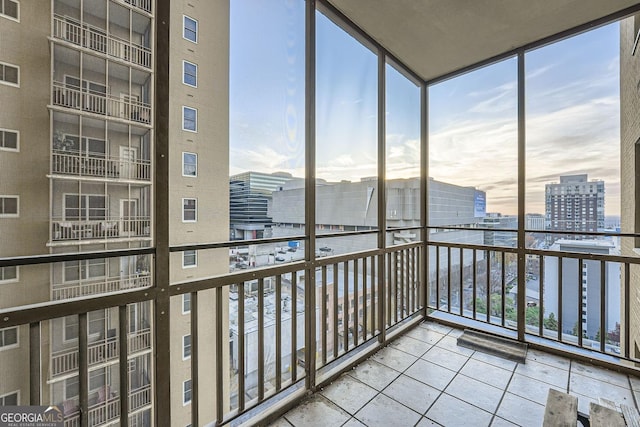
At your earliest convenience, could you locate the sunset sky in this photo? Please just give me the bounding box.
[230,1,621,217]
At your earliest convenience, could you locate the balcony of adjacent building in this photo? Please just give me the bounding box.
[50,115,152,183]
[50,44,152,126]
[48,186,151,245]
[51,255,152,301]
[52,0,152,69]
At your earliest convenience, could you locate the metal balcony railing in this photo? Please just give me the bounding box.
[120,0,152,14]
[9,238,640,426]
[53,15,152,69]
[52,150,151,181]
[51,217,151,242]
[50,330,152,378]
[51,274,151,301]
[52,81,151,125]
[63,385,151,427]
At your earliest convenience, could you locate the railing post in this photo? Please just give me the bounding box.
[516,50,526,341]
[421,82,429,318]
[304,0,317,392]
[377,39,387,344]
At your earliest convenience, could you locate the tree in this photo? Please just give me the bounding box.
[544,312,558,331]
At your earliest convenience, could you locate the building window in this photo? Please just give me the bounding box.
[183,334,191,359]
[0,327,18,349]
[182,198,197,222]
[183,60,197,87]
[63,259,106,282]
[182,294,191,313]
[63,194,106,220]
[0,391,19,406]
[183,379,192,405]
[0,129,18,151]
[0,266,18,283]
[0,196,18,217]
[63,312,106,342]
[0,62,19,86]
[182,106,197,132]
[0,0,18,21]
[183,152,197,177]
[183,250,197,268]
[183,16,197,43]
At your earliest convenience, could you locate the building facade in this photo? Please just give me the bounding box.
[230,171,293,240]
[0,1,230,425]
[545,174,605,238]
[543,240,620,341]
[620,14,640,359]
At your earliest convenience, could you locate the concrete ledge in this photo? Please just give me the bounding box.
[457,329,527,363]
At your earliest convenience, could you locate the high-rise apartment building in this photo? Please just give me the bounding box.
[0,1,229,425]
[545,174,605,238]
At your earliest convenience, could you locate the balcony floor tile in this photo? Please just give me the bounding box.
[371,345,419,372]
[354,393,422,427]
[444,374,504,413]
[459,358,514,389]
[514,358,568,389]
[506,372,565,405]
[320,374,378,414]
[495,392,545,426]
[421,345,470,372]
[381,373,441,414]
[405,359,457,391]
[283,394,350,427]
[426,393,493,427]
[525,347,571,370]
[388,334,433,357]
[348,359,400,391]
[571,360,630,388]
[569,372,634,405]
[275,321,640,427]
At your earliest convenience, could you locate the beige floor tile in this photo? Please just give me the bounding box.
[426,393,493,427]
[525,348,570,370]
[320,374,378,414]
[405,359,457,391]
[421,345,470,372]
[389,334,433,357]
[460,358,513,389]
[354,393,422,427]
[382,373,441,414]
[569,372,634,406]
[496,392,545,426]
[471,350,518,372]
[506,372,565,405]
[284,394,350,427]
[445,374,504,413]
[515,358,568,389]
[371,345,419,372]
[348,359,400,391]
[571,361,630,389]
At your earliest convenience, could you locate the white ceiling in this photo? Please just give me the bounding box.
[325,0,640,81]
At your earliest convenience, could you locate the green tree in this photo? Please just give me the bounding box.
[544,312,558,331]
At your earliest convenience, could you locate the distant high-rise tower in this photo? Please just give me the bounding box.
[545,174,604,238]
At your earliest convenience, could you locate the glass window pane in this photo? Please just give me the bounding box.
[385,62,421,245]
[429,57,518,246]
[230,0,305,243]
[314,10,378,254]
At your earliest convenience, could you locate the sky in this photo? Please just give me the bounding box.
[230,1,622,217]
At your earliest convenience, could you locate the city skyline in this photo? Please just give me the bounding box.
[231,1,621,217]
